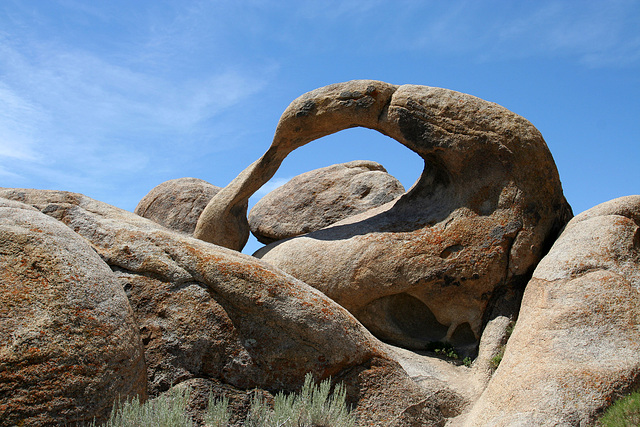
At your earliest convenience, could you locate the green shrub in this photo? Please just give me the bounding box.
[489,348,504,369]
[599,391,640,427]
[237,373,356,427]
[94,386,193,427]
[94,373,355,426]
[430,342,472,367]
[489,319,516,370]
[204,395,230,427]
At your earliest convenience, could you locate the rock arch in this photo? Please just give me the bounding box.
[195,80,572,350]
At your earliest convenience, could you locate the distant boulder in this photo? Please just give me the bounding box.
[135,177,223,235]
[249,160,405,244]
[0,197,146,426]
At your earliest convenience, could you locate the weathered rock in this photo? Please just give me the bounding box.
[1,188,466,426]
[460,195,640,426]
[0,197,147,426]
[135,177,223,235]
[195,80,571,352]
[249,160,405,244]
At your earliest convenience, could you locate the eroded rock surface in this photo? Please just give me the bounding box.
[0,197,147,426]
[135,177,223,235]
[460,195,640,426]
[249,160,405,244]
[195,80,571,352]
[1,188,464,426]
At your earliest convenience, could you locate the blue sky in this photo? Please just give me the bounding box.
[1,0,639,254]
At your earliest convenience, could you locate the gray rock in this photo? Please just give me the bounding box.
[461,195,640,426]
[198,80,570,353]
[0,197,147,426]
[249,160,405,244]
[1,188,464,426]
[135,177,222,235]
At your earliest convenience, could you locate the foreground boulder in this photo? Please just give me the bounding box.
[0,188,466,426]
[249,160,405,244]
[195,80,572,352]
[460,195,640,426]
[0,198,147,426]
[135,177,222,235]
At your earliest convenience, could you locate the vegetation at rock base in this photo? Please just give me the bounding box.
[91,387,193,427]
[598,391,640,427]
[93,373,356,427]
[490,320,516,370]
[429,342,473,367]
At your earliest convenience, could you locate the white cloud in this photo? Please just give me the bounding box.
[0,19,271,191]
[0,84,45,162]
[400,0,640,67]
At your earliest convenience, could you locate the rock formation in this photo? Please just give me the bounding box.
[4,80,637,426]
[0,188,464,426]
[0,197,147,426]
[135,177,223,235]
[195,80,572,353]
[460,195,640,426]
[249,160,405,244]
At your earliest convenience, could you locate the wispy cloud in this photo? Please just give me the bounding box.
[0,4,273,193]
[0,84,44,162]
[397,0,640,68]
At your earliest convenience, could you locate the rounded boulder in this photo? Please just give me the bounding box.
[0,198,147,426]
[249,160,405,244]
[135,177,222,235]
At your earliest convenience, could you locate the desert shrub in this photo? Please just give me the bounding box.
[93,373,355,426]
[228,373,356,427]
[599,391,640,427]
[94,386,193,427]
[204,394,231,427]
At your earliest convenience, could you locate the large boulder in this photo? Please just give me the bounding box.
[135,177,223,235]
[0,188,466,426]
[249,160,405,244]
[0,198,147,426]
[195,80,572,352]
[460,195,640,426]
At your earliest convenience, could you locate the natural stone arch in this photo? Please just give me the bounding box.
[195,80,572,351]
[195,80,400,249]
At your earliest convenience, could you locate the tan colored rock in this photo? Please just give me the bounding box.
[1,188,466,425]
[135,177,223,235]
[196,80,570,352]
[249,160,405,244]
[461,195,640,426]
[0,197,147,426]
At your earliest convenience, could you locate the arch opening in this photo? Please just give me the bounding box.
[243,127,424,254]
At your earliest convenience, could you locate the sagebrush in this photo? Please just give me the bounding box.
[94,373,356,426]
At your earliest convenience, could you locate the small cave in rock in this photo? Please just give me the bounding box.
[448,322,477,357]
[357,292,450,351]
